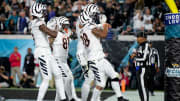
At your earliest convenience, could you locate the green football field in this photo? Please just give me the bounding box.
[3,90,164,101]
[105,90,164,101]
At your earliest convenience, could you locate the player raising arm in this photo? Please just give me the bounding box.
[47,16,81,101]
[79,4,129,101]
[30,2,66,101]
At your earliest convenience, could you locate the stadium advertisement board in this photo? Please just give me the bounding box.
[0,35,164,88]
[164,13,180,101]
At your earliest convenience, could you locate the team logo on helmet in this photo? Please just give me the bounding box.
[83,4,100,17]
[30,2,47,18]
[79,4,100,25]
[57,16,70,26]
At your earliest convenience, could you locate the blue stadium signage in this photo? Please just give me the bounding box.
[164,13,180,25]
[165,67,180,77]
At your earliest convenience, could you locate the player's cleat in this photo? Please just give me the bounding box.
[70,97,81,101]
[151,92,155,96]
[70,99,75,101]
[75,98,81,101]
[0,96,5,101]
[118,97,129,101]
[70,98,81,101]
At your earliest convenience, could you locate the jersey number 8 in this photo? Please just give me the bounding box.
[80,33,90,47]
[62,37,69,49]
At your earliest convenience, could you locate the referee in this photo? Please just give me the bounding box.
[135,32,150,101]
[148,42,160,96]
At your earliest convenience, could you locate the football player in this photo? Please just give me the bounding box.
[76,14,106,101]
[76,1,99,100]
[76,18,96,101]
[30,2,66,101]
[47,16,80,101]
[78,4,128,101]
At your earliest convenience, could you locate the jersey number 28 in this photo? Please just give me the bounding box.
[62,37,69,49]
[80,33,90,47]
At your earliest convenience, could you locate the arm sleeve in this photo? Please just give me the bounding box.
[19,53,21,62]
[9,54,14,62]
[30,55,35,67]
[23,56,27,72]
[136,43,149,61]
[155,49,160,68]
[76,40,87,66]
[133,13,139,20]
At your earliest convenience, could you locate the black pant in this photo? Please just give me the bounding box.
[25,67,35,76]
[148,66,156,94]
[136,67,149,101]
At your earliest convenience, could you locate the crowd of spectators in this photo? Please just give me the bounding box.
[0,0,172,36]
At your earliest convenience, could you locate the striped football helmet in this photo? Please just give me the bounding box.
[30,2,47,18]
[56,16,70,30]
[47,16,70,32]
[79,4,100,25]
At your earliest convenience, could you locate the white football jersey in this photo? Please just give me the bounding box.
[79,23,105,61]
[76,20,88,66]
[30,19,50,48]
[52,31,69,62]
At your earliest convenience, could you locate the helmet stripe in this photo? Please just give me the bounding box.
[35,3,41,13]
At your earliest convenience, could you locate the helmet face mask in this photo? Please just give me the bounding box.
[61,24,70,34]
[43,9,48,22]
[62,24,70,29]
[82,4,100,24]
[91,12,100,24]
[56,16,70,33]
[42,9,47,17]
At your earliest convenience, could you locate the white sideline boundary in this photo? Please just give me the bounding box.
[105,90,164,101]
[4,91,164,101]
[0,35,33,39]
[0,35,165,41]
[117,35,165,41]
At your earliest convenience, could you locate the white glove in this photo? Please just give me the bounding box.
[99,14,107,24]
[76,50,87,66]
[47,17,57,30]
